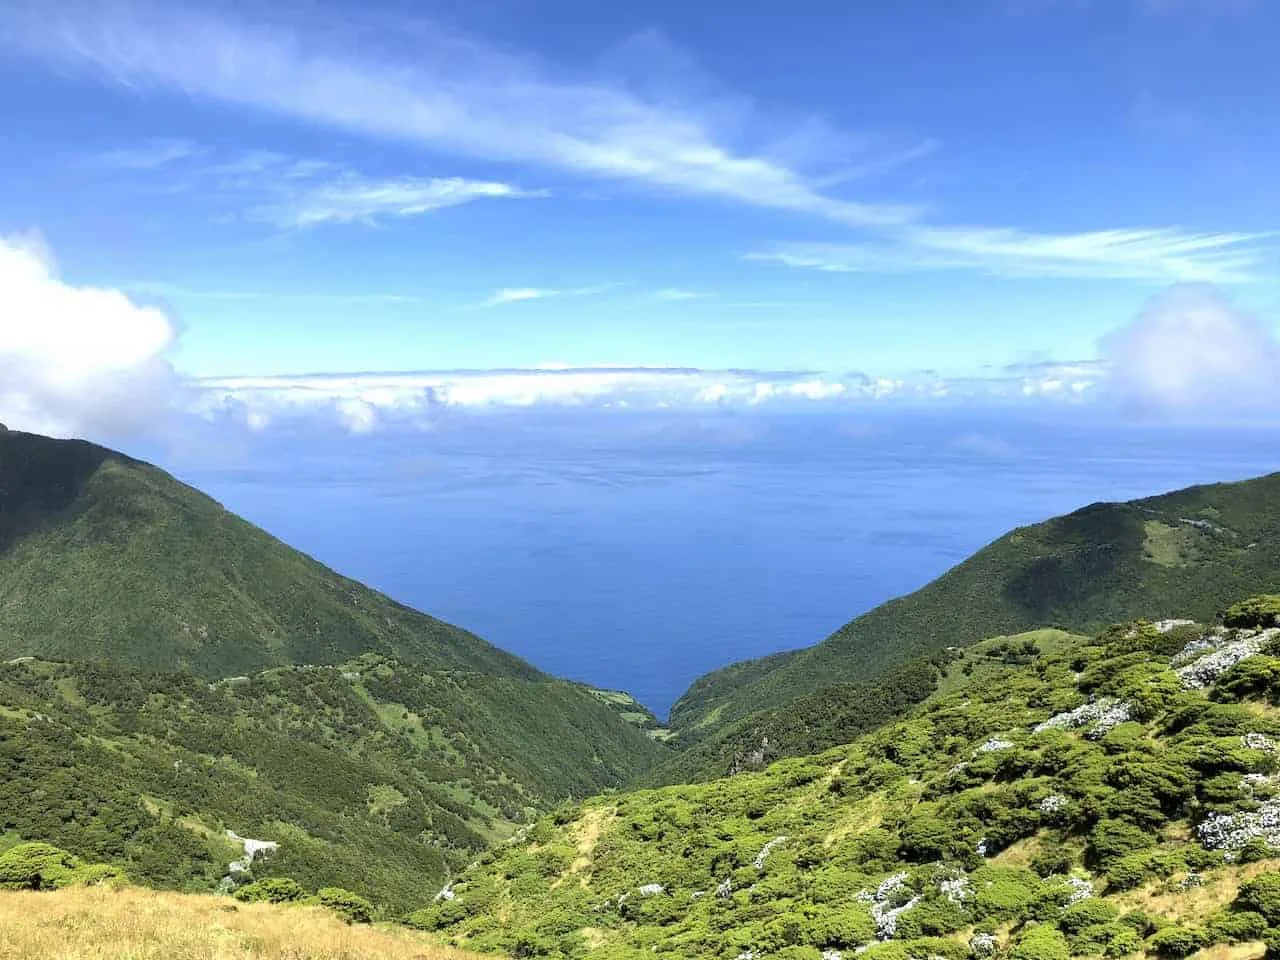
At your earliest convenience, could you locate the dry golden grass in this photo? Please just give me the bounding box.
[1191,944,1266,960]
[562,805,614,884]
[0,886,484,960]
[1110,860,1279,925]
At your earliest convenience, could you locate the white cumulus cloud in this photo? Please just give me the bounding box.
[1099,285,1280,413]
[0,235,179,438]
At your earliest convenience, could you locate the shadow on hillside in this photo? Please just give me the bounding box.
[0,430,122,556]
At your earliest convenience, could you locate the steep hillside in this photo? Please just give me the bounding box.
[670,473,1280,743]
[414,603,1280,960]
[0,654,665,913]
[0,428,536,678]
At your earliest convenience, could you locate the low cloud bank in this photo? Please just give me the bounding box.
[3,241,1276,441]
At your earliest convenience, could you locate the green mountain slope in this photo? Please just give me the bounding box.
[412,604,1280,960]
[0,428,535,678]
[670,472,1280,743]
[0,654,665,914]
[0,428,669,913]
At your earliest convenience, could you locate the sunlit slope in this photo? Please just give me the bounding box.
[671,472,1280,739]
[416,610,1280,960]
[0,427,536,678]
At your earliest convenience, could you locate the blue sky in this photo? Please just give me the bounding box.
[1,0,1279,438]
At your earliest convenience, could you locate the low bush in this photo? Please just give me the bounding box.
[315,887,374,924]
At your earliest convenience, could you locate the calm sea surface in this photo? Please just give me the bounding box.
[155,409,1280,717]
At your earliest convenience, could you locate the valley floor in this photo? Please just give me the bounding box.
[0,886,481,960]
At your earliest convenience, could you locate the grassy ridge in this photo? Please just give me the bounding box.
[415,612,1280,959]
[0,429,537,679]
[670,472,1280,742]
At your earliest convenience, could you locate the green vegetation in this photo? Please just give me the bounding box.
[589,688,674,741]
[15,428,1280,958]
[669,472,1280,767]
[0,428,537,678]
[417,607,1280,959]
[0,429,668,915]
[0,654,663,914]
[317,887,376,924]
[0,841,124,891]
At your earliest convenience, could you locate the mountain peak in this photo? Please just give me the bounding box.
[0,428,536,679]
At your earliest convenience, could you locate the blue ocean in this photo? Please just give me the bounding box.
[155,409,1280,718]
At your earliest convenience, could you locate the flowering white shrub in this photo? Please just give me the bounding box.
[1039,794,1068,814]
[1065,876,1094,904]
[1198,798,1280,859]
[970,932,998,955]
[1033,698,1131,738]
[753,836,787,870]
[1176,630,1274,688]
[975,737,1014,754]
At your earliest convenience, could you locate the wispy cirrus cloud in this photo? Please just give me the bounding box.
[747,226,1269,283]
[3,1,921,229]
[482,288,558,307]
[123,280,427,305]
[478,283,621,308]
[10,2,1270,284]
[89,141,541,228]
[255,174,545,227]
[96,137,201,170]
[651,288,715,302]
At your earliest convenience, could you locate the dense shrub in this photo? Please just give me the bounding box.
[1030,845,1074,878]
[0,842,81,890]
[1058,898,1119,934]
[1009,923,1070,960]
[233,877,307,904]
[315,887,374,924]
[1088,819,1155,865]
[1146,925,1206,958]
[1104,926,1142,957]
[970,867,1044,923]
[1205,908,1267,944]
[1224,596,1280,629]
[1237,873,1280,925]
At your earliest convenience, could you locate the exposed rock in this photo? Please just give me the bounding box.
[225,830,278,876]
[637,883,664,896]
[857,871,918,940]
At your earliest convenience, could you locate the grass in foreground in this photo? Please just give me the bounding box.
[0,885,482,960]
